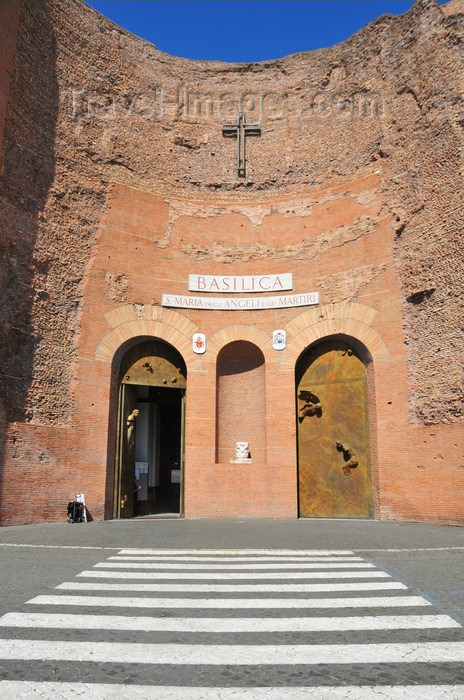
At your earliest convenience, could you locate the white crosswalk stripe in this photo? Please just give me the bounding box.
[0,612,458,632]
[2,638,464,664]
[105,557,376,568]
[23,593,427,609]
[1,683,463,699]
[91,565,390,577]
[0,548,462,697]
[60,579,407,591]
[118,549,357,556]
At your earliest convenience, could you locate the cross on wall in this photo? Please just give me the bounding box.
[222,111,261,177]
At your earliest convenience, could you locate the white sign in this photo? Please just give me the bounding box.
[192,333,206,354]
[162,292,319,310]
[273,329,287,350]
[188,273,292,293]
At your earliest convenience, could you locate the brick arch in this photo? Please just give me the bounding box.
[208,324,274,363]
[281,301,389,367]
[94,304,198,366]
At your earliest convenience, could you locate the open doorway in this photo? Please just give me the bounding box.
[114,340,186,518]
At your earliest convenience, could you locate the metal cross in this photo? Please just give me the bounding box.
[222,111,261,177]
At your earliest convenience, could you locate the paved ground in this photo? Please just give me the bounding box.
[0,519,462,697]
[1,519,463,622]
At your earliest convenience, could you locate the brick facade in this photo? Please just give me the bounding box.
[0,0,462,525]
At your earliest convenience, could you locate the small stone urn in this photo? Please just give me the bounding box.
[230,441,252,464]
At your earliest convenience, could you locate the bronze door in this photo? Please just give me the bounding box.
[297,340,372,518]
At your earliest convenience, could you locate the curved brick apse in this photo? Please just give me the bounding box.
[0,0,462,525]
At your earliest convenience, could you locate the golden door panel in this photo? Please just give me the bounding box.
[120,340,186,389]
[297,340,372,519]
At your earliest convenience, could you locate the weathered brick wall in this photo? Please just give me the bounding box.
[0,0,462,525]
[0,1,20,171]
[0,2,107,427]
[0,2,56,428]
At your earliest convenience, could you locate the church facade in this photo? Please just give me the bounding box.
[0,0,462,525]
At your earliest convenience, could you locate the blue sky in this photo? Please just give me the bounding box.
[84,1,441,63]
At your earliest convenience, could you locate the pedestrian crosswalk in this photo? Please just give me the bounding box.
[0,548,463,698]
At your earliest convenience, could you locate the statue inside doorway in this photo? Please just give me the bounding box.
[126,409,139,445]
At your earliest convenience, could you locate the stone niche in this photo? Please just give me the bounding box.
[216,341,265,464]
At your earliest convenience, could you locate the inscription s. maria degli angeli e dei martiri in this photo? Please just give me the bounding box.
[161,273,319,310]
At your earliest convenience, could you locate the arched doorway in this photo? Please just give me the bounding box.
[114,339,186,518]
[296,338,372,518]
